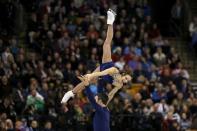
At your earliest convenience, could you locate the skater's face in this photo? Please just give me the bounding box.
[122,75,132,83]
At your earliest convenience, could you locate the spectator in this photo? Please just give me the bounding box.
[190,114,197,130]
[29,120,39,131]
[43,121,54,131]
[189,16,197,53]
[114,57,125,71]
[171,0,183,27]
[180,113,191,130]
[149,23,161,39]
[26,89,45,112]
[15,120,24,131]
[139,85,150,100]
[5,119,14,131]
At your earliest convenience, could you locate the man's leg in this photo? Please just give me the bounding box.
[102,9,116,63]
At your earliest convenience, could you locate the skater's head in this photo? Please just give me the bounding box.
[114,73,132,84]
[121,74,132,83]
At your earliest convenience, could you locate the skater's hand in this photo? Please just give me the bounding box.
[84,74,92,81]
[62,103,68,112]
[77,75,90,86]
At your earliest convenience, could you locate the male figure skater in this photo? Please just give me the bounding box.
[79,76,123,131]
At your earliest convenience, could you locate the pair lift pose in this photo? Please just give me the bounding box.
[61,9,132,131]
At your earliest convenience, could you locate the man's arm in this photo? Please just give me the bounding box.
[85,86,102,111]
[78,76,102,111]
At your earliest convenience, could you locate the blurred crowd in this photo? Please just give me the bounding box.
[0,0,197,131]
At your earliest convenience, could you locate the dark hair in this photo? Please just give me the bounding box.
[97,93,108,105]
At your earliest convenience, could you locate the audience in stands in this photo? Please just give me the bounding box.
[0,0,196,131]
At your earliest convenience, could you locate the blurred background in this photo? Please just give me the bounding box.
[0,0,197,131]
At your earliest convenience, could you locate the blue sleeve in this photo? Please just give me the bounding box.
[97,79,105,93]
[85,87,102,111]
